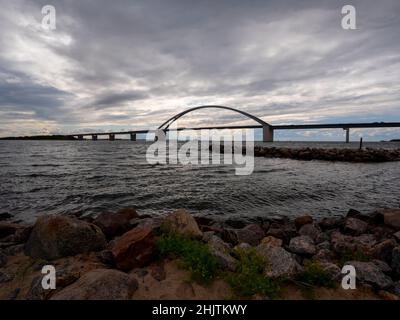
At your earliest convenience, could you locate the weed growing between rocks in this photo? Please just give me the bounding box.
[155,232,218,284]
[293,260,337,299]
[225,248,281,299]
[337,248,372,266]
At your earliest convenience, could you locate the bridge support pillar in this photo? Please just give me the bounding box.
[92,134,98,141]
[109,134,115,141]
[78,135,83,140]
[263,125,274,142]
[130,133,136,141]
[344,128,350,143]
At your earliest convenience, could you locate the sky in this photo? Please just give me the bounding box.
[0,0,399,141]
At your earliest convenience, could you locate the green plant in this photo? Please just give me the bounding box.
[155,232,218,284]
[225,248,281,299]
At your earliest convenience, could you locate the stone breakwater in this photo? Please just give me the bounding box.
[0,207,400,300]
[253,146,400,162]
[215,145,400,162]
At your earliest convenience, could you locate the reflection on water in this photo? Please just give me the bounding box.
[0,140,399,223]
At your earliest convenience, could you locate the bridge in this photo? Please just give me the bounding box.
[67,105,400,142]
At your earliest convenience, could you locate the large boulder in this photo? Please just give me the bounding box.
[345,261,393,290]
[288,235,316,256]
[344,218,368,235]
[256,243,302,278]
[318,217,344,230]
[162,209,202,238]
[260,236,282,247]
[24,215,106,260]
[51,269,138,300]
[377,209,400,230]
[112,226,155,271]
[93,208,139,239]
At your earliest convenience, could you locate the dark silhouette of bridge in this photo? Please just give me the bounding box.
[67,105,400,142]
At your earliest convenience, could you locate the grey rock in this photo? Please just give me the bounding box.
[235,224,265,246]
[26,276,51,300]
[298,224,325,243]
[312,249,335,263]
[393,231,400,242]
[372,259,392,273]
[370,240,396,263]
[24,215,107,260]
[208,235,236,271]
[319,262,342,281]
[319,217,344,230]
[51,269,138,300]
[344,218,368,235]
[345,261,393,289]
[256,243,303,278]
[288,236,316,255]
[316,241,331,250]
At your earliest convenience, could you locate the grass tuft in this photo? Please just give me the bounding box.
[225,248,281,299]
[155,232,218,284]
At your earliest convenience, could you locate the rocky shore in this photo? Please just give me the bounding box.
[1,207,400,300]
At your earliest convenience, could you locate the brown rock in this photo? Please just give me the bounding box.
[298,223,324,243]
[235,224,265,246]
[378,209,400,230]
[51,269,138,300]
[162,209,202,238]
[112,226,155,271]
[319,217,344,230]
[93,208,139,239]
[288,235,316,256]
[378,290,400,300]
[260,236,282,247]
[294,215,313,230]
[24,215,106,260]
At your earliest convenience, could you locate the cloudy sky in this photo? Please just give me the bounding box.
[0,0,399,140]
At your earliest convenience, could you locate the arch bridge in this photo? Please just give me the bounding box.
[67,105,400,142]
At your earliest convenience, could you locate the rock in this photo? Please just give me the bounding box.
[393,231,400,242]
[289,236,316,255]
[372,259,392,273]
[12,226,33,243]
[369,240,396,263]
[377,208,400,230]
[392,246,400,274]
[0,222,19,239]
[346,208,366,220]
[0,270,13,283]
[312,249,335,263]
[93,208,139,239]
[51,269,138,300]
[353,234,377,250]
[112,226,155,271]
[162,209,202,238]
[319,262,342,280]
[96,250,114,267]
[330,231,356,253]
[260,236,282,247]
[294,215,313,230]
[394,281,400,296]
[316,241,330,250]
[344,218,368,235]
[298,224,324,243]
[345,261,393,289]
[0,250,7,267]
[318,217,344,230]
[0,213,12,221]
[2,244,24,256]
[266,222,297,244]
[378,290,400,300]
[26,276,52,300]
[24,215,107,260]
[233,243,252,251]
[256,243,302,278]
[202,231,215,242]
[208,235,236,271]
[235,224,265,246]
